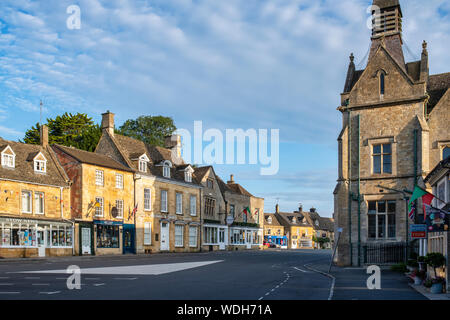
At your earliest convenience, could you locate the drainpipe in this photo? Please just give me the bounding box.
[357,115,361,267]
[199,187,203,253]
[348,109,353,266]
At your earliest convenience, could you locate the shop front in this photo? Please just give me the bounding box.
[229,226,263,250]
[94,220,123,255]
[0,216,73,258]
[202,224,228,251]
[264,235,288,249]
[123,224,136,254]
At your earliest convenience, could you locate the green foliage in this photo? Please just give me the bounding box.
[424,279,433,288]
[425,253,446,269]
[231,222,259,228]
[22,113,101,151]
[407,259,419,268]
[418,256,426,263]
[390,263,408,273]
[118,115,176,147]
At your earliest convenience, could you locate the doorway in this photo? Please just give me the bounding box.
[123,224,136,254]
[81,227,92,255]
[37,227,46,257]
[160,222,170,251]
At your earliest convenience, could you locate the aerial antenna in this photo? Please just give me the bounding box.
[39,100,43,126]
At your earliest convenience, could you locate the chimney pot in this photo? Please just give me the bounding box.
[275,204,279,214]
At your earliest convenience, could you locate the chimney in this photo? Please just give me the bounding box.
[420,40,429,82]
[299,203,303,212]
[165,135,182,158]
[275,204,279,214]
[101,111,115,136]
[227,174,234,184]
[40,125,48,147]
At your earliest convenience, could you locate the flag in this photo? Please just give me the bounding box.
[408,202,416,221]
[129,203,138,219]
[422,193,435,220]
[242,207,250,216]
[408,186,428,213]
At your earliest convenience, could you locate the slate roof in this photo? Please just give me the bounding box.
[424,156,450,184]
[264,213,283,227]
[303,211,335,232]
[406,61,421,82]
[53,144,133,172]
[226,182,253,197]
[275,211,312,228]
[108,134,200,186]
[194,166,212,182]
[373,0,400,10]
[427,72,450,112]
[0,138,69,187]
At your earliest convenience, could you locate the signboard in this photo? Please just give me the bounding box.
[226,215,234,226]
[410,224,427,239]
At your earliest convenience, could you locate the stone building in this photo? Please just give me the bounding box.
[194,166,228,251]
[334,0,450,266]
[53,144,135,256]
[303,208,334,249]
[263,213,286,248]
[95,112,202,254]
[0,126,72,258]
[216,174,264,250]
[273,205,315,250]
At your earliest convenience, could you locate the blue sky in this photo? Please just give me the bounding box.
[0,0,449,217]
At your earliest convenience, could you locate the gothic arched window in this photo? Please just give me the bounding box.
[380,72,385,96]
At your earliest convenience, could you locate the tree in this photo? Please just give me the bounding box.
[118,115,176,147]
[22,113,101,151]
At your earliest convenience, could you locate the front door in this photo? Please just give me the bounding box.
[160,222,170,251]
[219,228,226,250]
[123,224,136,254]
[81,227,92,255]
[37,227,46,257]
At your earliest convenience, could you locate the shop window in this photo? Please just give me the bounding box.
[203,227,218,244]
[96,225,120,248]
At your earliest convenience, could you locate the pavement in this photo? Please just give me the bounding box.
[0,249,432,300]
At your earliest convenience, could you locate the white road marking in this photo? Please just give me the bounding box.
[0,283,13,286]
[114,277,137,280]
[25,277,41,279]
[39,291,60,295]
[293,267,308,273]
[303,263,336,301]
[18,260,224,275]
[85,278,101,280]
[93,283,105,287]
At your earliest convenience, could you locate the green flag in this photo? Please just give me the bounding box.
[408,186,428,212]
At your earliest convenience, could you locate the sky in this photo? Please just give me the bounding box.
[0,0,449,217]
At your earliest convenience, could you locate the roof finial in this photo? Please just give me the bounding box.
[350,53,354,63]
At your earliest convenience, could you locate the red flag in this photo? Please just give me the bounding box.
[422,193,435,220]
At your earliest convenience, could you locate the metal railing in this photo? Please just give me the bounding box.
[363,242,417,265]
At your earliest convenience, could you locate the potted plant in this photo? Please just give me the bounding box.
[407,259,419,272]
[414,270,426,285]
[425,253,446,294]
[418,256,427,271]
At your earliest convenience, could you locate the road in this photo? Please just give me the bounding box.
[0,249,426,300]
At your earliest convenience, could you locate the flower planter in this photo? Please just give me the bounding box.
[430,283,443,294]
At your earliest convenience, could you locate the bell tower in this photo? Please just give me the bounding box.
[368,0,405,68]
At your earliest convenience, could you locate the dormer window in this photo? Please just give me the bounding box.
[292,217,296,224]
[138,154,150,173]
[184,166,194,183]
[267,216,272,224]
[1,146,15,168]
[33,152,47,173]
[162,160,172,178]
[185,171,192,182]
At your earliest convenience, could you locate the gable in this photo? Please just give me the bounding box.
[33,152,47,162]
[1,145,15,156]
[348,46,417,106]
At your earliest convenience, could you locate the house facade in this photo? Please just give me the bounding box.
[263,213,286,248]
[217,175,264,250]
[95,112,202,254]
[334,0,450,266]
[0,126,72,258]
[274,205,314,250]
[303,208,334,249]
[53,144,135,256]
[194,166,228,251]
